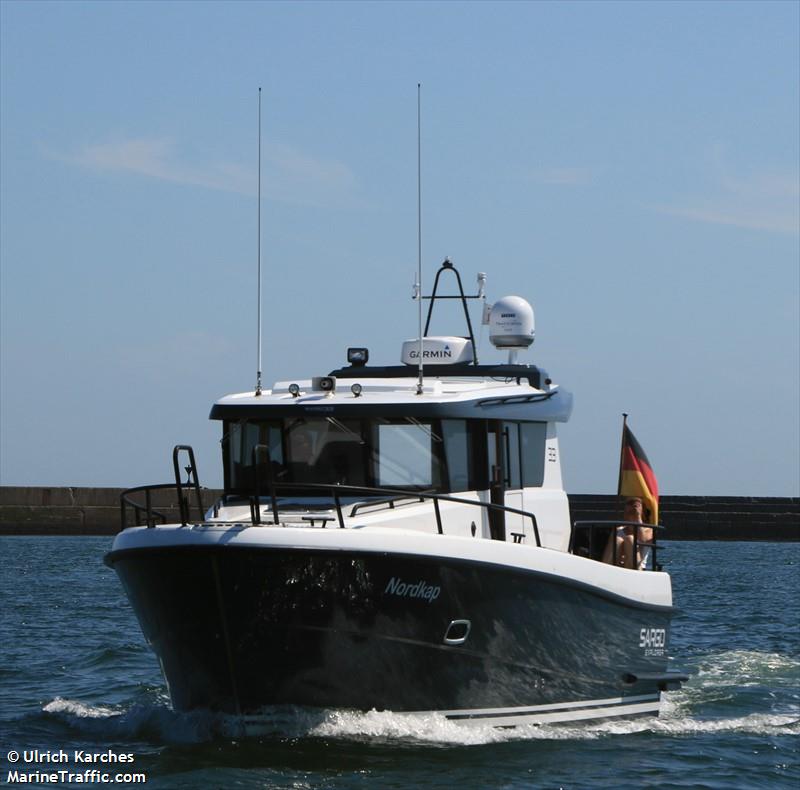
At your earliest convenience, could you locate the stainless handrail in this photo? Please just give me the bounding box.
[243,481,541,545]
[570,520,665,570]
[119,445,205,530]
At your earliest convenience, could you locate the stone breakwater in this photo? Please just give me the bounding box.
[0,487,797,540]
[569,494,799,541]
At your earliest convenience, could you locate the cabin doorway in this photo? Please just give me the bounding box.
[487,422,524,541]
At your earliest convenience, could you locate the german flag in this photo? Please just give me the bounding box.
[618,423,659,525]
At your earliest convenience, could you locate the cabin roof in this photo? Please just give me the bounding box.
[209,367,573,423]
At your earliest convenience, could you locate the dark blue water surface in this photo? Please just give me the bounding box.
[1,537,797,789]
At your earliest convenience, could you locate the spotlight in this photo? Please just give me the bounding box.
[347,347,369,366]
[288,383,301,397]
[351,383,363,397]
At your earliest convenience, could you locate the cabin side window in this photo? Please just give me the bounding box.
[502,421,522,489]
[492,421,547,489]
[520,422,547,487]
[441,419,472,492]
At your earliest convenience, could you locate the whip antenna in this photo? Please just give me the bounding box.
[416,83,424,395]
[255,87,263,396]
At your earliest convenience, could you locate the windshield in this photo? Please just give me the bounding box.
[223,417,468,498]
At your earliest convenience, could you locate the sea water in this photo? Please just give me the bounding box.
[0,537,797,789]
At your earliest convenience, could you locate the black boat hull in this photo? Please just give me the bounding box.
[107,544,675,724]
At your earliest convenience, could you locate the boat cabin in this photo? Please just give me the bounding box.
[120,261,660,569]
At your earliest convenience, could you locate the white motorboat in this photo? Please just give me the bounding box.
[106,260,685,728]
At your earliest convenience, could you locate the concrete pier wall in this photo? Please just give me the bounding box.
[0,486,798,540]
[568,494,799,541]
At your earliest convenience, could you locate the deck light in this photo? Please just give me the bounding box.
[288,383,301,397]
[351,383,363,397]
[347,347,369,366]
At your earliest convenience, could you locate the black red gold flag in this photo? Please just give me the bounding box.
[618,422,659,525]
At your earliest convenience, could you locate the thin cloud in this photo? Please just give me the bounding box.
[661,203,798,234]
[267,141,356,192]
[67,138,254,195]
[52,137,359,207]
[657,155,799,235]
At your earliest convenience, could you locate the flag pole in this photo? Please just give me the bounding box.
[617,413,628,498]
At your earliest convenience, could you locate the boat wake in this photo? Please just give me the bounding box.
[29,648,798,746]
[691,648,800,687]
[39,696,221,745]
[33,660,798,748]
[300,696,800,744]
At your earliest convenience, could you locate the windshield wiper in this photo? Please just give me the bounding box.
[407,417,442,442]
[326,417,366,444]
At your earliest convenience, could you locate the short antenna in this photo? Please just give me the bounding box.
[255,87,263,396]
[416,83,424,396]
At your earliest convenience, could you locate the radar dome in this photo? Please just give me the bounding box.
[489,296,535,349]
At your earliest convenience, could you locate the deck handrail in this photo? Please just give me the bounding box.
[119,445,205,530]
[120,479,541,546]
[119,443,541,545]
[349,493,427,516]
[570,520,665,571]
[243,479,541,546]
[119,483,173,529]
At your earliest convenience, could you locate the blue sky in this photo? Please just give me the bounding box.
[1,0,798,495]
